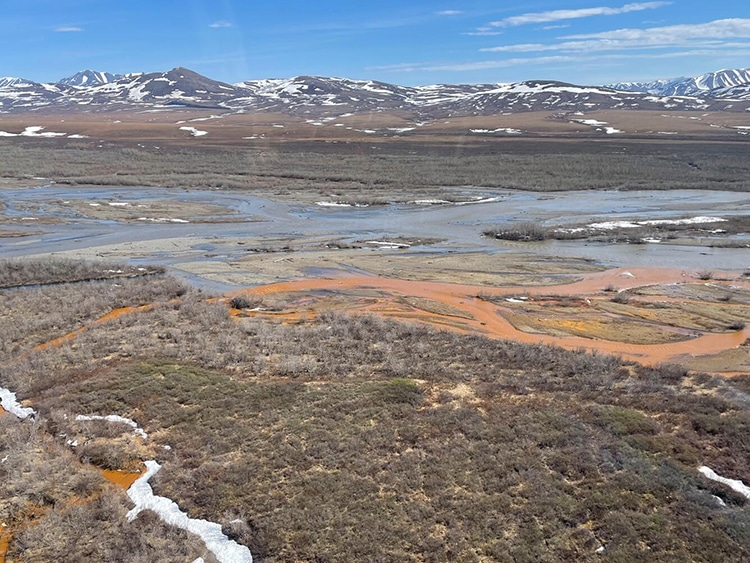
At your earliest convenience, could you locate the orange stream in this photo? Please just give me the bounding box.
[34,305,152,351]
[232,267,750,368]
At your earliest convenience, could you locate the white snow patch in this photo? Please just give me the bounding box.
[316,201,352,207]
[639,216,725,226]
[698,466,750,500]
[365,241,410,248]
[589,216,724,230]
[108,202,131,207]
[179,126,208,137]
[455,197,501,206]
[0,387,36,419]
[409,199,451,205]
[137,217,190,223]
[574,119,608,126]
[470,128,522,134]
[127,461,253,563]
[76,414,148,439]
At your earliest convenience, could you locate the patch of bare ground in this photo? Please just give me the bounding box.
[204,249,600,287]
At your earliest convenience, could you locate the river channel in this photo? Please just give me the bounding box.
[1,185,748,289]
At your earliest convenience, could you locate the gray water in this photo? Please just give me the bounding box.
[2,185,748,281]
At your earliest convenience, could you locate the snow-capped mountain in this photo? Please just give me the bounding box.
[2,66,750,116]
[0,77,29,88]
[607,68,750,98]
[58,70,122,87]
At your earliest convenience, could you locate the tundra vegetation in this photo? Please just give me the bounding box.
[1,259,749,561]
[3,139,750,195]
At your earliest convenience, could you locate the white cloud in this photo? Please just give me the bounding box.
[55,26,83,32]
[209,21,233,28]
[437,10,463,16]
[465,30,504,36]
[371,55,574,73]
[481,18,750,53]
[488,2,669,28]
[370,47,750,75]
[542,24,570,30]
[564,17,750,41]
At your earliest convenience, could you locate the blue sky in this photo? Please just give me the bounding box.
[2,1,749,85]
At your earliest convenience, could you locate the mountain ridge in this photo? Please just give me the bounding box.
[1,66,749,117]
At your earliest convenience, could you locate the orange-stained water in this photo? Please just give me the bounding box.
[100,468,142,489]
[229,268,750,369]
[0,531,9,563]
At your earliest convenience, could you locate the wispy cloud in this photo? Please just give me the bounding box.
[481,18,750,53]
[488,2,669,28]
[541,24,570,30]
[209,21,233,29]
[371,55,574,73]
[436,10,463,16]
[55,26,83,32]
[370,47,750,75]
[465,27,503,37]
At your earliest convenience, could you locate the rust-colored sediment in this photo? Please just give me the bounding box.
[230,267,750,370]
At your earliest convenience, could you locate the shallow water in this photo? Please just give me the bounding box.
[1,186,748,280]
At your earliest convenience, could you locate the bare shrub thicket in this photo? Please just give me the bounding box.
[0,275,189,358]
[3,266,750,561]
[0,258,164,288]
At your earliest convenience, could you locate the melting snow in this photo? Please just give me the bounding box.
[76,414,148,439]
[0,126,67,137]
[365,241,411,248]
[589,216,724,229]
[179,126,208,137]
[470,128,522,134]
[0,387,36,419]
[316,201,352,207]
[127,461,253,563]
[455,197,502,206]
[409,199,451,205]
[698,466,750,500]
